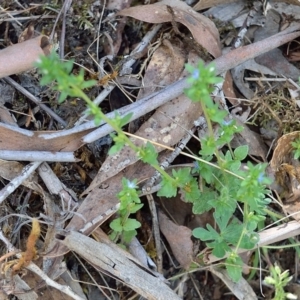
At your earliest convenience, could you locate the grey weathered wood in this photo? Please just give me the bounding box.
[57,230,181,300]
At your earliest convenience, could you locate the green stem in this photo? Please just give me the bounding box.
[200,101,223,169]
[234,226,247,254]
[74,86,179,188]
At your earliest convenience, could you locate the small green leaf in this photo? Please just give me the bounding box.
[185,63,196,73]
[123,230,137,243]
[109,134,127,155]
[226,255,243,282]
[82,79,97,89]
[128,203,144,214]
[192,188,215,214]
[224,150,233,161]
[110,218,123,232]
[58,91,68,103]
[138,142,158,165]
[157,177,177,197]
[108,230,118,241]
[200,136,217,156]
[234,145,249,161]
[207,106,227,123]
[210,241,229,258]
[109,143,124,155]
[120,113,133,127]
[181,177,201,202]
[193,224,219,241]
[228,160,241,172]
[123,218,141,231]
[222,219,242,245]
[240,232,259,249]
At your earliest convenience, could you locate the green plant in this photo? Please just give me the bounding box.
[185,61,272,282]
[264,263,296,300]
[291,137,300,159]
[109,178,143,244]
[35,52,198,237]
[36,52,272,282]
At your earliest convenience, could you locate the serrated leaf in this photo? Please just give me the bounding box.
[198,161,214,184]
[181,177,201,202]
[139,142,158,165]
[226,255,243,282]
[211,194,236,227]
[172,167,192,183]
[211,241,229,258]
[222,219,242,245]
[192,188,215,214]
[157,177,177,197]
[215,214,231,232]
[193,225,219,241]
[239,232,259,249]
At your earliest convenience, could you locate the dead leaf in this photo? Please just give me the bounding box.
[117,0,221,57]
[193,0,239,11]
[107,0,133,10]
[203,1,253,28]
[158,210,193,269]
[18,22,35,43]
[137,42,186,99]
[0,123,91,152]
[0,106,16,126]
[0,36,51,78]
[223,71,239,106]
[270,131,300,171]
[270,131,300,220]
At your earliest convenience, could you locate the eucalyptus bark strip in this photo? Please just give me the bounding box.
[57,230,181,300]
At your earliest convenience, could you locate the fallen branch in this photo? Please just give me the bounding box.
[57,230,181,300]
[0,150,77,162]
